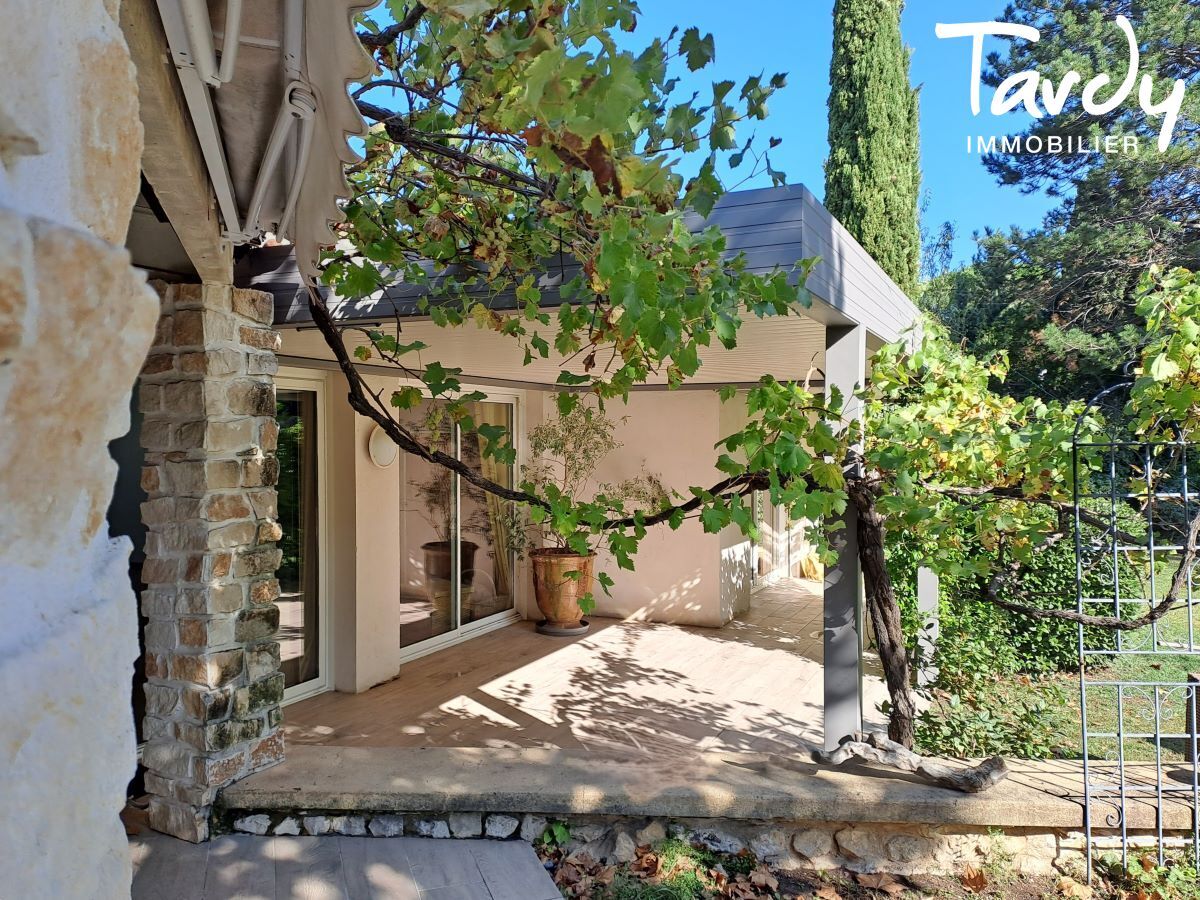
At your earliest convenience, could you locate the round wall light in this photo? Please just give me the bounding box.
[368,425,399,468]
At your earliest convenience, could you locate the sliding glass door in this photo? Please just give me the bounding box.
[276,377,327,699]
[398,396,518,651]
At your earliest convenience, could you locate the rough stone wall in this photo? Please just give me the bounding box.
[221,808,1188,879]
[0,1,158,897]
[138,282,285,842]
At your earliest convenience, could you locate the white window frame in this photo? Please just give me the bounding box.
[276,367,334,705]
[395,378,524,665]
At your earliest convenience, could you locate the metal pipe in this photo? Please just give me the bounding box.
[216,0,244,84]
[180,0,244,86]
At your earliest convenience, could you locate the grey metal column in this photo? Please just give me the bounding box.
[823,324,866,750]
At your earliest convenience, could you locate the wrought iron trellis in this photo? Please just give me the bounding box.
[1073,379,1200,879]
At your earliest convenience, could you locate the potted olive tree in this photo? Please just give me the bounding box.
[513,406,667,635]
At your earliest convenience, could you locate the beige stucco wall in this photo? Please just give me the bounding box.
[286,352,769,692]
[0,1,158,896]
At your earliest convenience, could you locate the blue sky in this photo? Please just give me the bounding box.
[617,1,1057,265]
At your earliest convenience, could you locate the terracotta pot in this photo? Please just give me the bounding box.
[531,549,594,629]
[421,541,478,624]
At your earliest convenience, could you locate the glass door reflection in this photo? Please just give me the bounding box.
[398,398,517,650]
[276,388,321,690]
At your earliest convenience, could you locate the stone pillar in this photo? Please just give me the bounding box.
[138,282,285,842]
[1,1,157,897]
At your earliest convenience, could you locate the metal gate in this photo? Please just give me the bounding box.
[1073,380,1200,878]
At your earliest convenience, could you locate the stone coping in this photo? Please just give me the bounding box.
[216,746,1196,831]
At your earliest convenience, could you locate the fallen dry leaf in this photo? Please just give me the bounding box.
[815,885,843,900]
[750,865,779,891]
[854,871,907,895]
[1057,875,1095,899]
[960,864,990,893]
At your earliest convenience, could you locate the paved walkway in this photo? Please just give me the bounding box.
[284,579,888,755]
[129,832,559,900]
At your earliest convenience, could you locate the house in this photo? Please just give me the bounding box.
[0,1,917,896]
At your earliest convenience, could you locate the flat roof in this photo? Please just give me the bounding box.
[238,184,919,344]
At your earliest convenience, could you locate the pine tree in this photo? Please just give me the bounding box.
[824,0,921,296]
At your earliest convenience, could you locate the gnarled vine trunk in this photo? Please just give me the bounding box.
[850,482,918,748]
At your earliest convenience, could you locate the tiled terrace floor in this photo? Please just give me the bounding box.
[285,579,889,756]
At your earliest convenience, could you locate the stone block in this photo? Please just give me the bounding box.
[163,380,206,417]
[205,459,242,489]
[177,615,236,649]
[273,817,300,836]
[138,383,163,414]
[194,750,247,786]
[520,814,548,843]
[246,488,277,520]
[174,308,234,347]
[140,496,177,526]
[181,686,234,724]
[234,814,271,836]
[177,582,243,615]
[140,420,173,451]
[140,589,173,618]
[246,642,281,680]
[370,815,405,838]
[611,831,637,864]
[179,348,243,376]
[241,457,279,488]
[248,730,285,769]
[333,816,368,836]
[255,521,283,544]
[887,833,939,865]
[635,821,666,846]
[234,546,282,578]
[448,812,482,838]
[203,492,252,522]
[792,828,835,862]
[142,739,196,781]
[140,465,161,493]
[235,673,284,716]
[153,314,174,348]
[170,648,244,688]
[691,829,744,855]
[226,378,275,416]
[164,460,208,495]
[247,352,278,376]
[140,555,179,585]
[416,819,451,839]
[205,419,254,452]
[259,419,279,452]
[235,605,280,642]
[485,814,520,839]
[149,797,209,843]
[143,620,177,652]
[143,683,181,718]
[232,289,274,325]
[303,816,331,835]
[207,520,257,550]
[248,578,281,606]
[239,325,282,351]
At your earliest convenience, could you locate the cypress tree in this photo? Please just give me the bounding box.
[824,0,921,296]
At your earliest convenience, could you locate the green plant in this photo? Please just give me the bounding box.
[538,820,571,848]
[915,677,1068,759]
[1096,851,1200,900]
